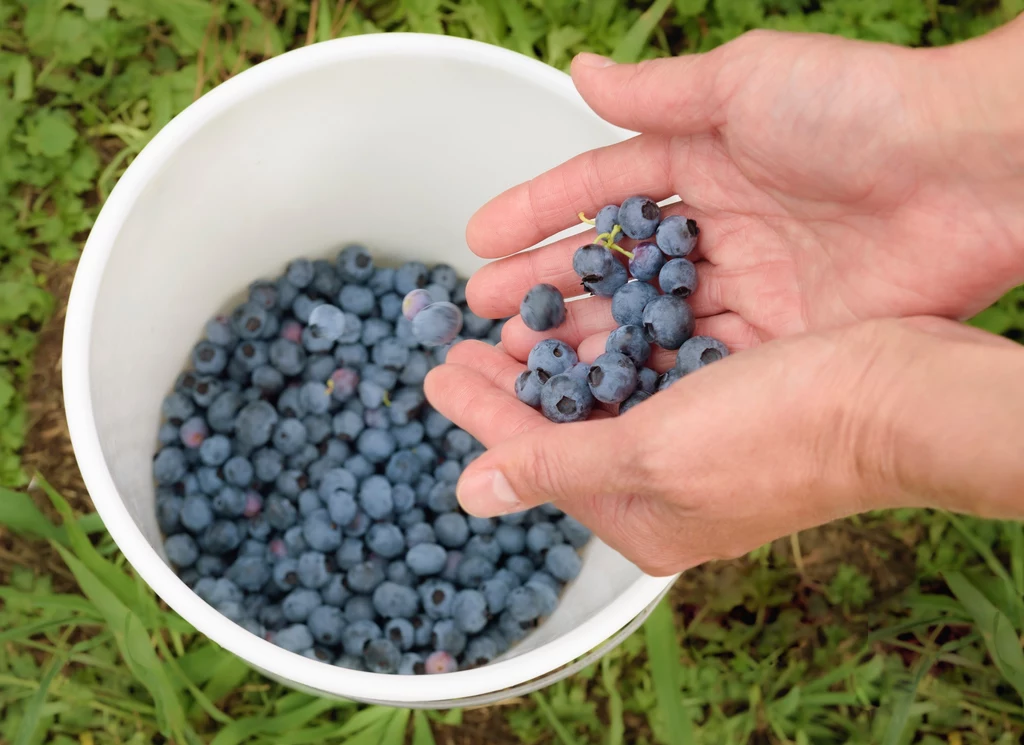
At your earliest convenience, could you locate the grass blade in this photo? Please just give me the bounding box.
[601,656,624,745]
[11,650,66,745]
[335,705,393,736]
[210,700,339,745]
[412,710,435,745]
[53,544,192,740]
[880,653,933,745]
[0,487,65,543]
[947,513,1022,624]
[611,0,672,63]
[946,571,1024,701]
[380,708,411,745]
[530,692,580,745]
[644,598,694,745]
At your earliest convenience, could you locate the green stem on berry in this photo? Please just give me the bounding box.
[577,211,596,226]
[382,391,391,407]
[606,243,634,260]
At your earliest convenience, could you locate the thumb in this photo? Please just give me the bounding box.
[455,415,644,518]
[570,35,759,135]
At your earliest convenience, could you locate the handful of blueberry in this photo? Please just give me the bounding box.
[516,196,730,422]
[153,246,591,675]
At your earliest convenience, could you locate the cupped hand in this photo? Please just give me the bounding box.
[425,319,1024,576]
[465,24,1024,362]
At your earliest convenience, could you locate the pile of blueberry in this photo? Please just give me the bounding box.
[153,246,591,675]
[516,196,729,422]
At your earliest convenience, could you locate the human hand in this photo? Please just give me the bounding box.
[465,20,1024,362]
[425,318,1024,575]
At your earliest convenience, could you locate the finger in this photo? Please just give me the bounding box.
[570,48,734,136]
[466,134,674,259]
[444,340,524,394]
[423,364,544,447]
[501,296,614,362]
[465,203,716,320]
[455,414,647,516]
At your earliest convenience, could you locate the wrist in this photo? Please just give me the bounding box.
[884,321,1024,520]
[916,15,1024,178]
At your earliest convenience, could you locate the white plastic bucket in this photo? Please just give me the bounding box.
[63,32,678,707]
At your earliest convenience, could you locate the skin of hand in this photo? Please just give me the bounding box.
[423,17,1024,575]
[463,16,1024,366]
[425,318,1024,576]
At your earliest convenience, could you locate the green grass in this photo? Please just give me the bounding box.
[3,1,1024,743]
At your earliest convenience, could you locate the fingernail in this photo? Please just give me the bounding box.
[457,469,522,516]
[574,52,616,69]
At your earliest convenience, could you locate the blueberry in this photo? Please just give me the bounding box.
[180,495,214,533]
[335,653,367,671]
[657,367,685,392]
[259,604,287,631]
[332,410,364,442]
[424,649,457,674]
[595,204,620,237]
[494,525,526,555]
[252,365,285,394]
[527,339,578,378]
[636,366,658,395]
[387,560,416,588]
[337,312,363,345]
[326,490,357,526]
[272,624,314,653]
[158,423,180,446]
[525,578,559,616]
[655,214,700,257]
[205,315,238,347]
[297,551,334,589]
[419,579,456,619]
[606,325,651,368]
[411,614,433,647]
[467,516,496,535]
[628,242,666,281]
[619,390,651,414]
[335,343,368,368]
[480,579,510,615]
[367,524,405,559]
[378,293,403,322]
[391,483,416,514]
[545,544,583,582]
[427,481,459,514]
[642,295,695,350]
[193,341,228,375]
[342,619,382,657]
[452,590,488,634]
[286,258,314,288]
[411,302,463,347]
[234,401,278,448]
[298,381,331,416]
[565,362,591,387]
[281,588,322,623]
[272,558,301,591]
[197,466,226,495]
[346,561,386,594]
[619,196,661,240]
[275,469,306,499]
[226,555,271,591]
[526,523,557,554]
[372,581,419,619]
[506,586,543,623]
[232,340,269,371]
[406,543,447,576]
[156,495,184,534]
[675,335,729,373]
[345,454,375,481]
[423,410,452,440]
[269,339,306,376]
[344,595,376,623]
[399,352,430,386]
[434,514,469,549]
[397,652,424,675]
[659,258,698,299]
[430,619,467,656]
[611,281,659,327]
[405,522,435,547]
[587,351,638,404]
[252,448,284,483]
[357,475,393,519]
[461,310,493,338]
[207,391,243,433]
[212,486,247,518]
[464,635,500,667]
[456,555,495,588]
[464,535,502,565]
[394,261,429,296]
[364,638,401,673]
[520,284,566,332]
[402,289,433,321]
[311,261,341,299]
[307,304,347,344]
[356,429,396,464]
[337,244,375,283]
[573,243,618,284]
[539,374,594,423]
[191,377,224,408]
[338,284,376,317]
[322,574,351,607]
[514,369,548,407]
[153,447,187,485]
[369,267,396,296]
[164,534,199,567]
[265,495,298,531]
[302,509,342,552]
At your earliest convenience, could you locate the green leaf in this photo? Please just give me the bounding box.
[611,0,673,63]
[643,599,694,745]
[601,656,624,745]
[11,649,66,745]
[380,708,411,745]
[335,705,394,736]
[0,488,65,543]
[53,543,192,740]
[22,110,79,158]
[12,56,33,102]
[880,653,933,745]
[530,693,580,745]
[412,710,435,745]
[946,571,1024,701]
[209,700,340,745]
[70,0,112,20]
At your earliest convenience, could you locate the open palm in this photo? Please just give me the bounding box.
[462,27,1024,366]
